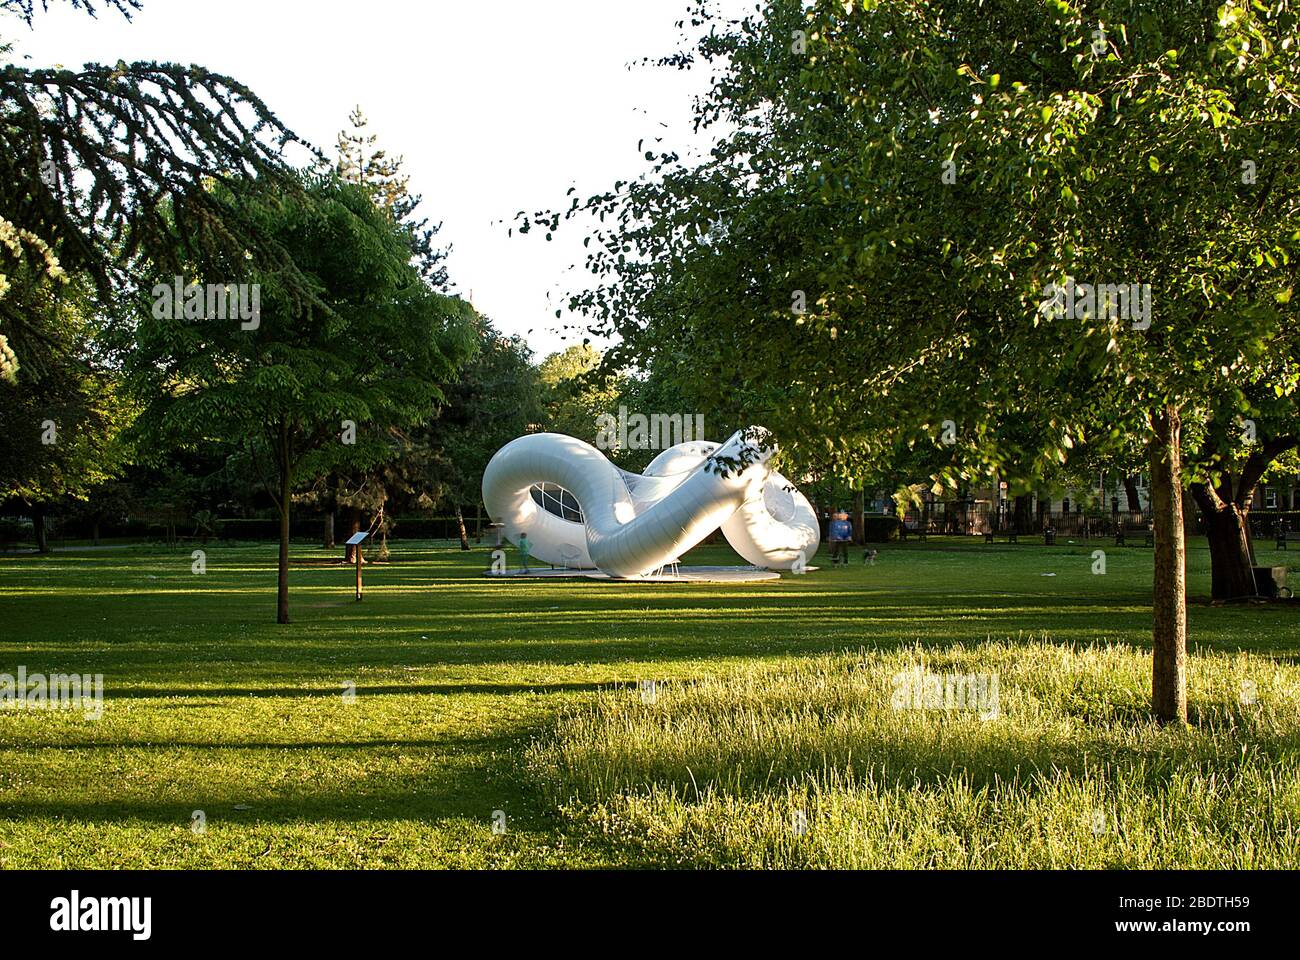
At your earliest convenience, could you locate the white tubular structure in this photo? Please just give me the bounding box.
[481,428,819,578]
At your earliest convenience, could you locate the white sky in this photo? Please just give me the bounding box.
[8,0,743,361]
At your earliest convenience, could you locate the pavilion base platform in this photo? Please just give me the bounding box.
[484,565,795,583]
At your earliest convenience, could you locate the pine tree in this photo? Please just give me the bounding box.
[334,106,449,289]
[0,0,322,369]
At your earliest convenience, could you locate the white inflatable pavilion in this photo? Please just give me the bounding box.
[480,428,819,578]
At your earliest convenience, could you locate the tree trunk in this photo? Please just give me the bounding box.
[323,510,335,550]
[456,506,470,550]
[1013,494,1031,534]
[1124,475,1142,513]
[1187,436,1297,602]
[1191,483,1256,600]
[276,423,291,625]
[91,517,101,547]
[33,505,50,553]
[853,488,865,544]
[1149,405,1187,724]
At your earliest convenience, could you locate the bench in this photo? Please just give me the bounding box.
[1115,523,1154,547]
[1276,529,1300,549]
[983,531,1019,544]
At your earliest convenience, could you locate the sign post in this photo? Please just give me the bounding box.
[346,531,369,601]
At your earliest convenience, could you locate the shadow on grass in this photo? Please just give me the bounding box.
[95,680,620,700]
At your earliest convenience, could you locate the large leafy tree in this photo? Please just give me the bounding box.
[314,108,462,556]
[529,0,1300,723]
[128,175,474,623]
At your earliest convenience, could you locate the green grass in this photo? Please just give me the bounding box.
[527,642,1300,867]
[0,535,1297,868]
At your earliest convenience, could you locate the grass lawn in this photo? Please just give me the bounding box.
[0,535,1297,868]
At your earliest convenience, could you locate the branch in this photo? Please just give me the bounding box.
[1235,435,1300,505]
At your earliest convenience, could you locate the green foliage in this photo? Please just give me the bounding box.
[333,106,449,289]
[128,174,471,482]
[532,0,1300,492]
[0,269,130,506]
[537,344,623,444]
[420,315,543,510]
[0,0,320,373]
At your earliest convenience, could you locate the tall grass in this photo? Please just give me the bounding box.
[526,640,1300,868]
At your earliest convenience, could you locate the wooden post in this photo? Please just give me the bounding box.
[345,531,369,601]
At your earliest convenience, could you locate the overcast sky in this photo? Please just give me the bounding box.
[9,0,741,361]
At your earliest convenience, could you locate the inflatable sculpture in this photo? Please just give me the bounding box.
[481,428,819,578]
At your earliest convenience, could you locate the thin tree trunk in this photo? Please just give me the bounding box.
[322,473,337,549]
[91,517,101,547]
[1150,405,1187,724]
[853,488,865,544]
[33,505,50,553]
[277,422,291,625]
[456,505,470,550]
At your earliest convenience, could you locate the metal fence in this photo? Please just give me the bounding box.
[896,502,1152,538]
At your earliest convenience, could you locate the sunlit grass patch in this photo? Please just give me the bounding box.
[527,640,1300,868]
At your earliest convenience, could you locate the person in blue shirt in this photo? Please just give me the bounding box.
[828,510,853,565]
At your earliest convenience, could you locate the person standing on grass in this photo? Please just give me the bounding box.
[517,531,531,573]
[829,510,852,565]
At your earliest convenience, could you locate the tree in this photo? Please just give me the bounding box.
[128,175,475,622]
[0,269,129,550]
[1185,357,1300,599]
[321,107,463,555]
[334,106,449,290]
[538,343,623,445]
[528,0,1300,723]
[1,0,321,372]
[421,316,542,548]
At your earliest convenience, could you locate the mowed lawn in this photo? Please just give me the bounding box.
[0,535,1297,868]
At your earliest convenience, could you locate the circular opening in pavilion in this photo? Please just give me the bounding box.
[530,482,584,524]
